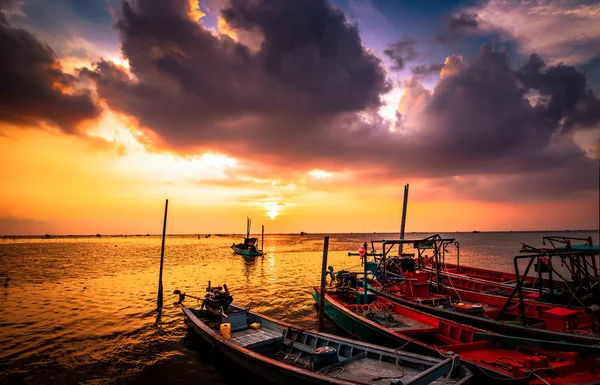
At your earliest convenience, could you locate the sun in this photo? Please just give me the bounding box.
[263,202,282,219]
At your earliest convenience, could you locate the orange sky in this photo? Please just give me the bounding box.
[0,119,597,235]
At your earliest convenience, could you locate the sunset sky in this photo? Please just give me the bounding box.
[0,0,598,235]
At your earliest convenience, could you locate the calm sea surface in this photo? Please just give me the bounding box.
[1,231,598,384]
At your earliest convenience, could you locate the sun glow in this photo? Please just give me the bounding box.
[308,169,333,179]
[263,202,283,219]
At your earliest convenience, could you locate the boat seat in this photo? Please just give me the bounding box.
[230,327,283,349]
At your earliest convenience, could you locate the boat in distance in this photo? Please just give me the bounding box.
[231,217,264,257]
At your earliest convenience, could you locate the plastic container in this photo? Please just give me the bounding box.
[220,323,231,340]
[543,307,578,331]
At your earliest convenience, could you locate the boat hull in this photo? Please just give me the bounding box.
[183,306,470,385]
[375,289,600,350]
[231,245,263,257]
[313,288,600,384]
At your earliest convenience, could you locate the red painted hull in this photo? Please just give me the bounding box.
[316,287,600,385]
[425,263,589,321]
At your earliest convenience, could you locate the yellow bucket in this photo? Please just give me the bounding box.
[220,323,231,340]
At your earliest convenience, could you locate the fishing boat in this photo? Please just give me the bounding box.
[177,284,472,385]
[313,286,600,384]
[425,236,598,301]
[231,217,264,257]
[340,236,600,348]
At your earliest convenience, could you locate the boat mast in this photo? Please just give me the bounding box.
[399,183,409,257]
[246,217,251,239]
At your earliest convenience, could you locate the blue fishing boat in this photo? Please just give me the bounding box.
[231,217,264,257]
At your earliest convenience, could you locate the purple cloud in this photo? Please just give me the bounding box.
[76,2,599,202]
[0,4,100,133]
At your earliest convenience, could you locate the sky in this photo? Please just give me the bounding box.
[0,0,599,235]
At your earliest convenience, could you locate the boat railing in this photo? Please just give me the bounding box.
[497,248,600,327]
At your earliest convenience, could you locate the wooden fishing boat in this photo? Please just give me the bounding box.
[344,235,600,347]
[424,236,599,304]
[231,237,263,257]
[231,217,264,257]
[372,281,600,349]
[179,285,472,385]
[438,284,592,325]
[313,286,600,384]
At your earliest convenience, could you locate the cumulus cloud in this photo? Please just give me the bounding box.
[76,1,600,201]
[459,0,600,65]
[0,4,100,132]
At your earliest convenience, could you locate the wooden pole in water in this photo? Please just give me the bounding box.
[398,184,409,257]
[157,199,169,310]
[261,225,264,253]
[317,236,330,332]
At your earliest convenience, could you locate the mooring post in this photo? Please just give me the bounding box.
[261,225,265,253]
[157,199,169,311]
[399,184,409,256]
[317,236,330,332]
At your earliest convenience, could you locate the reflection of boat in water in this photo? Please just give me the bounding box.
[231,217,264,257]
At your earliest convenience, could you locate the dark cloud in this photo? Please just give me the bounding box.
[394,44,599,199]
[516,53,600,132]
[383,38,418,70]
[83,0,597,202]
[437,13,479,43]
[82,0,389,149]
[0,7,100,133]
[411,63,443,78]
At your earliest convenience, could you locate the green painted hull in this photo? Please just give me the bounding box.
[311,293,438,358]
[231,246,263,257]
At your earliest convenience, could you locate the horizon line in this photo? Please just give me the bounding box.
[2,229,598,238]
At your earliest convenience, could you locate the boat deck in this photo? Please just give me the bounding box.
[385,313,434,332]
[230,327,283,348]
[338,358,461,384]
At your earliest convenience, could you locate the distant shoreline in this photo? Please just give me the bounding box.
[1,229,598,239]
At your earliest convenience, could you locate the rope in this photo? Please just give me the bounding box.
[323,367,344,377]
[439,264,462,304]
[475,357,555,382]
[431,345,456,385]
[541,249,586,308]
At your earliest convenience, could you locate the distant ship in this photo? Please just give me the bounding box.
[472,230,480,233]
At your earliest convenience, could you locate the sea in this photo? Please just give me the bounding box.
[1,231,598,384]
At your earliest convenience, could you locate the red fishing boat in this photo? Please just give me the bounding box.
[425,236,598,301]
[313,286,600,384]
[340,235,600,348]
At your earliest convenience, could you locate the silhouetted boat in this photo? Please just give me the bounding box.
[231,217,264,257]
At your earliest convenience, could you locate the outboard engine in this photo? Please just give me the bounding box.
[204,282,233,312]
